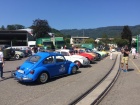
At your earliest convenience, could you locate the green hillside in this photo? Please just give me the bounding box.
[60,25,140,38]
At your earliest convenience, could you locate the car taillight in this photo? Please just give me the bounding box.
[30,70,35,74]
[16,66,20,70]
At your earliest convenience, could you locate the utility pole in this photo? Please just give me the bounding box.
[137,34,140,53]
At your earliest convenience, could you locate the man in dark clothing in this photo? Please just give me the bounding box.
[33,46,38,53]
[121,45,130,72]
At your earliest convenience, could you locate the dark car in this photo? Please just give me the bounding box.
[3,48,16,60]
[20,49,32,57]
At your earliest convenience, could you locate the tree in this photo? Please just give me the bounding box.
[6,24,25,30]
[7,25,16,30]
[114,38,128,47]
[121,26,132,47]
[31,19,51,39]
[0,25,5,30]
[51,28,66,38]
[14,24,25,29]
[84,38,94,43]
[101,34,110,45]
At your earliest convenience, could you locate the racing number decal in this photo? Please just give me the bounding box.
[59,65,65,72]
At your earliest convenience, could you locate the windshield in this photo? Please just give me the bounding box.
[55,51,69,56]
[26,55,41,63]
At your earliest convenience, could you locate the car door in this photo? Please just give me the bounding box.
[55,55,68,75]
[43,56,58,77]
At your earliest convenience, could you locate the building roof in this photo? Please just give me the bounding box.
[0,30,34,40]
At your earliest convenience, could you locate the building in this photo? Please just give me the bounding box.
[70,36,90,45]
[0,29,35,46]
[36,37,65,49]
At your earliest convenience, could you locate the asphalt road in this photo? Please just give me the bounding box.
[99,54,140,105]
[0,54,116,105]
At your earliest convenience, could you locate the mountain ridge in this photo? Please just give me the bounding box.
[60,25,140,38]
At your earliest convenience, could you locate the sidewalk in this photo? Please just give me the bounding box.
[99,54,140,105]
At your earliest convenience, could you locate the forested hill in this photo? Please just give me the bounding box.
[60,25,140,38]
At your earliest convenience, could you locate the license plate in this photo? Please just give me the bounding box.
[18,70,24,74]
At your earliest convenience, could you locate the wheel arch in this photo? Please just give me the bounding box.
[34,67,50,81]
[68,63,78,74]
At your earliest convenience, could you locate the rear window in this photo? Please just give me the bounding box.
[26,55,41,63]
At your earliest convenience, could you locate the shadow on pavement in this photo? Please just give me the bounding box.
[127,68,134,72]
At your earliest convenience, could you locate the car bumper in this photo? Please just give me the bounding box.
[13,73,33,82]
[82,60,90,66]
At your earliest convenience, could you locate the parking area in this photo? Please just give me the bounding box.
[0,52,115,105]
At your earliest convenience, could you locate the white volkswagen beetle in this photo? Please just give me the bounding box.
[55,49,90,67]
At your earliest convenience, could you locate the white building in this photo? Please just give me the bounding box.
[70,36,89,45]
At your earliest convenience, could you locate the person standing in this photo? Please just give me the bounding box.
[131,47,136,59]
[0,47,4,79]
[120,45,130,72]
[64,45,67,49]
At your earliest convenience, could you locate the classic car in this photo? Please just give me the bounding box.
[20,49,32,57]
[6,47,25,60]
[69,49,94,63]
[13,52,79,84]
[3,48,16,60]
[85,48,102,60]
[55,49,90,67]
[15,50,25,59]
[78,48,99,61]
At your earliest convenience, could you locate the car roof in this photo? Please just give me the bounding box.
[34,52,63,58]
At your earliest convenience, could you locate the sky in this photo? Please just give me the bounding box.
[0,0,140,30]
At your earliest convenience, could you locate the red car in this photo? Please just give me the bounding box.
[78,52,94,63]
[70,50,95,63]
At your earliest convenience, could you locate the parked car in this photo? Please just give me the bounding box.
[85,48,102,60]
[69,49,94,63]
[78,48,99,61]
[15,50,25,59]
[3,48,16,60]
[55,49,90,67]
[20,49,32,57]
[6,48,25,60]
[13,52,79,84]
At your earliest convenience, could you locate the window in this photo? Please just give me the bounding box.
[61,52,69,56]
[56,55,65,62]
[26,55,41,63]
[43,56,54,64]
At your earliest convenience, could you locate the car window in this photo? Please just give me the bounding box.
[43,56,54,64]
[55,51,69,56]
[56,55,65,62]
[26,55,41,63]
[61,52,69,56]
[55,51,60,54]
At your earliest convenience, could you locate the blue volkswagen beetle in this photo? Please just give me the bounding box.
[14,52,79,84]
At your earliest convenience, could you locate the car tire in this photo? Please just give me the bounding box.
[75,61,81,68]
[71,66,77,74]
[15,54,20,60]
[37,72,48,84]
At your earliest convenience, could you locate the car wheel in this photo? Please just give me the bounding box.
[71,66,77,74]
[37,72,48,84]
[75,61,81,68]
[15,54,20,60]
